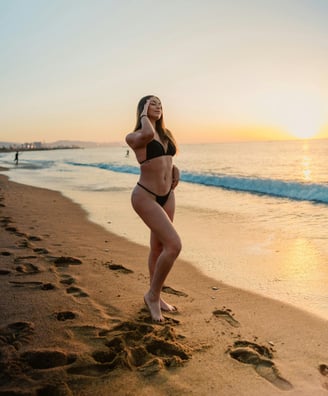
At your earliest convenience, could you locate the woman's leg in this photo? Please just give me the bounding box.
[132,190,181,321]
[148,193,178,311]
[148,233,162,284]
[149,232,177,311]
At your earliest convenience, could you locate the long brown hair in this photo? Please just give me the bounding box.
[133,95,177,149]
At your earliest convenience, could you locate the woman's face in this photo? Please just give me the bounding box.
[147,97,162,120]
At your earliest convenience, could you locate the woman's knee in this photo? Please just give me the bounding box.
[167,236,182,259]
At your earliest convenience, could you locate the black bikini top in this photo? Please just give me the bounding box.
[139,139,176,164]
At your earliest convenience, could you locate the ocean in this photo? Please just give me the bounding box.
[1,139,328,319]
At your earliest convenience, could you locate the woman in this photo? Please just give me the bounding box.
[125,95,181,322]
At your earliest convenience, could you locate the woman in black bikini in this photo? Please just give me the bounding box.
[125,95,181,322]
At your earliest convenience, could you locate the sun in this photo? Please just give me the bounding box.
[287,120,322,139]
[278,100,324,139]
[256,88,325,140]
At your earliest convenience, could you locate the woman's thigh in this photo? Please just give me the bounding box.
[150,192,176,249]
[132,192,179,247]
[163,191,175,221]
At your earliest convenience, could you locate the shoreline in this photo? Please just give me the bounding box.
[1,173,328,395]
[65,179,328,321]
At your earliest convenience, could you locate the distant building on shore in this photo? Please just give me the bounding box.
[0,141,81,153]
[22,142,43,150]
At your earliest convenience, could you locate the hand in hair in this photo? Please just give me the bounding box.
[140,99,150,118]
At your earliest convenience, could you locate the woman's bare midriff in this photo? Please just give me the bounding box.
[138,156,173,195]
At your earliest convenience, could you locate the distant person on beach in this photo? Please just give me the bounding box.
[14,151,19,165]
[125,149,129,157]
[125,95,181,322]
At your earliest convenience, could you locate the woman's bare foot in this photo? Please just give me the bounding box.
[160,297,178,312]
[144,292,164,322]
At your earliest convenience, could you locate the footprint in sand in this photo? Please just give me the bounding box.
[66,318,190,378]
[66,286,89,298]
[67,362,118,377]
[319,364,328,376]
[53,256,82,268]
[33,247,49,254]
[9,280,55,290]
[4,225,27,238]
[5,226,19,233]
[0,216,12,227]
[105,262,133,274]
[0,321,34,349]
[55,311,76,321]
[16,239,33,249]
[213,308,240,328]
[27,235,42,241]
[15,262,40,274]
[67,319,191,378]
[0,252,12,275]
[21,349,77,369]
[319,364,328,390]
[60,274,76,285]
[0,268,11,275]
[139,308,181,325]
[10,280,43,287]
[228,340,293,391]
[41,282,56,290]
[0,326,75,393]
[64,330,126,378]
[58,274,88,298]
[14,255,38,261]
[162,285,188,297]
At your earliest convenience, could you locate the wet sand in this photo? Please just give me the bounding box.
[0,172,328,395]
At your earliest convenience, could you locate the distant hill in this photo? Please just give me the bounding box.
[0,140,123,149]
[47,140,122,148]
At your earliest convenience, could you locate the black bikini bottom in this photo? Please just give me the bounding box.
[137,182,171,207]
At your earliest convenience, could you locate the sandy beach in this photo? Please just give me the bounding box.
[0,170,328,396]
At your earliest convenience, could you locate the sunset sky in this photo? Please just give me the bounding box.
[1,0,328,144]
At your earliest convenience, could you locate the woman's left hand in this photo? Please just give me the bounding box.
[171,165,180,190]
